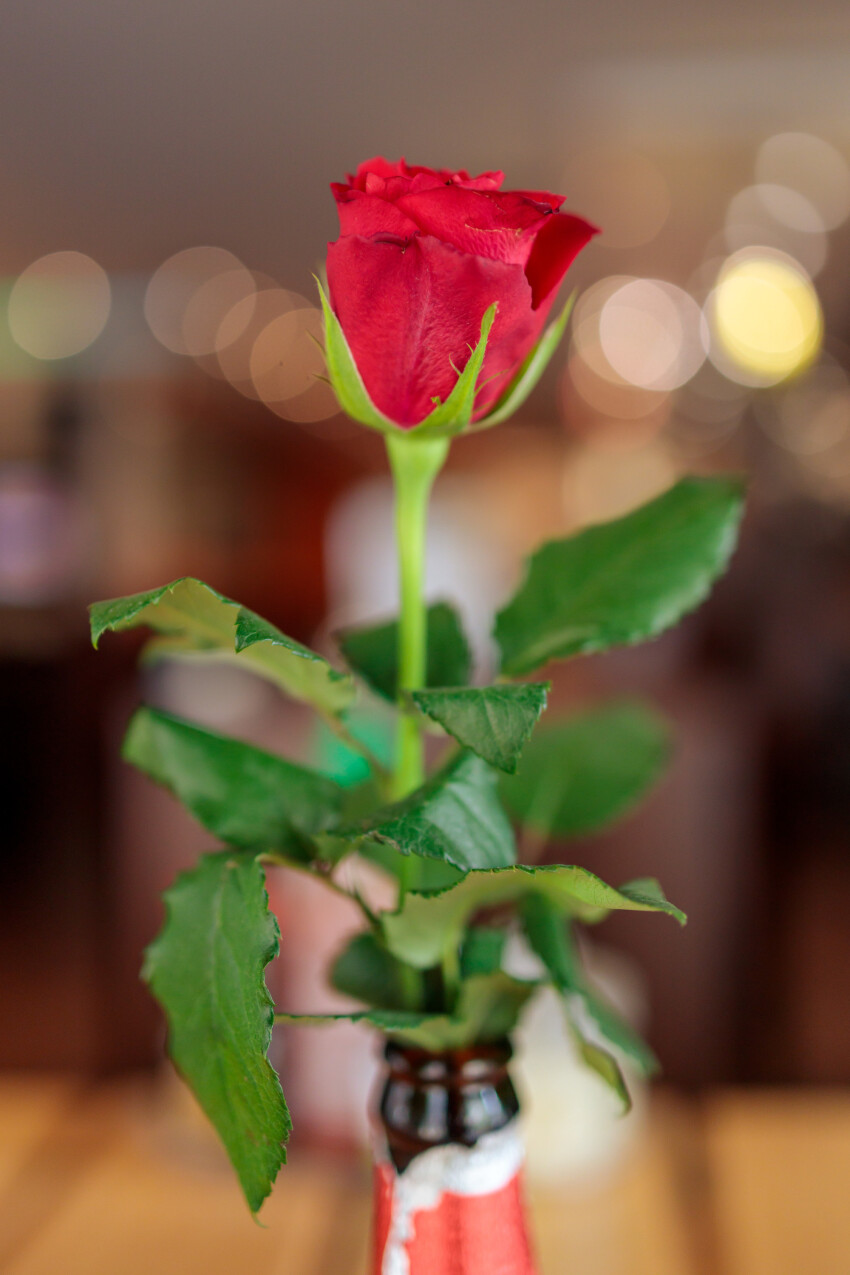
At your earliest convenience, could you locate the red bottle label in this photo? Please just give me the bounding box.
[372,1122,538,1275]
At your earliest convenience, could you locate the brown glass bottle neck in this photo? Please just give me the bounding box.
[378,1038,521,1172]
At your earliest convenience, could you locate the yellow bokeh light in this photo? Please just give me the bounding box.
[709,251,822,385]
[9,252,111,360]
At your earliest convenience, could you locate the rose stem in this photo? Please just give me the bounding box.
[385,432,453,1002]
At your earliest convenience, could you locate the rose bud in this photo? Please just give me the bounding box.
[321,157,598,434]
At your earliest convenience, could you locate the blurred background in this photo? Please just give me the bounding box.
[2,0,850,1175]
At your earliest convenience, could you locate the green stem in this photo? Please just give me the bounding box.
[386,432,449,891]
[386,433,449,798]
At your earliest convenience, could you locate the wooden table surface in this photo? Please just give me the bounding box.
[0,1076,848,1274]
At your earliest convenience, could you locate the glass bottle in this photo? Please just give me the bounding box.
[372,1039,538,1274]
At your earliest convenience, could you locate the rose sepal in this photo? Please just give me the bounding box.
[316,276,399,433]
[408,303,496,438]
[317,276,496,438]
[470,290,576,432]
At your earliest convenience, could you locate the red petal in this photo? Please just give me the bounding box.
[456,170,505,191]
[512,188,565,210]
[327,235,543,426]
[339,159,506,197]
[395,187,551,266]
[400,160,504,189]
[353,156,406,182]
[524,213,599,308]
[334,192,420,238]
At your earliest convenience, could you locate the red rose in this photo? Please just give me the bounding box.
[326,158,598,429]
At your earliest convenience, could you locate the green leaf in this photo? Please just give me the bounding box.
[123,706,343,860]
[460,927,506,978]
[318,277,496,438]
[233,607,352,711]
[494,476,745,675]
[474,292,576,430]
[330,931,420,1011]
[571,1029,632,1113]
[412,683,549,774]
[577,986,658,1079]
[143,851,290,1214]
[338,602,471,702]
[353,751,516,872]
[619,876,679,909]
[520,892,581,989]
[381,864,685,969]
[357,837,467,892]
[277,972,536,1051]
[500,701,671,838]
[520,892,638,1104]
[90,577,355,715]
[521,894,657,1076]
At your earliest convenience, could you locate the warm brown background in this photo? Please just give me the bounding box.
[1,0,850,1111]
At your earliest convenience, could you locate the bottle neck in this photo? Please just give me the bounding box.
[378,1039,521,1173]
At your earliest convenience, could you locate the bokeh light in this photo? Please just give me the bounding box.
[8,252,111,360]
[565,276,671,430]
[264,377,339,425]
[250,306,338,422]
[571,275,634,346]
[563,273,712,447]
[707,250,823,386]
[598,278,707,391]
[144,247,248,355]
[181,267,257,357]
[756,184,826,234]
[564,350,669,425]
[250,307,325,403]
[756,132,850,231]
[724,185,827,278]
[215,288,315,399]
